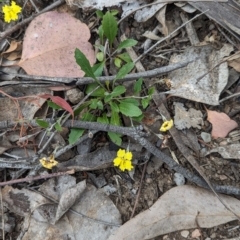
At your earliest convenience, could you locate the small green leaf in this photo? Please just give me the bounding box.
[115,62,134,81]
[69,128,84,144]
[96,10,104,18]
[134,78,143,94]
[148,86,155,95]
[119,102,142,117]
[82,112,96,122]
[97,100,103,110]
[74,102,90,116]
[47,101,62,110]
[110,111,120,126]
[111,85,126,97]
[132,114,144,122]
[86,83,105,97]
[54,120,62,132]
[117,53,132,63]
[104,94,113,103]
[97,113,109,124]
[108,132,122,146]
[36,119,49,128]
[114,57,122,68]
[92,61,105,77]
[102,11,118,46]
[117,39,138,50]
[89,99,98,109]
[110,101,119,112]
[96,52,104,62]
[75,48,96,80]
[98,25,104,43]
[110,9,119,16]
[119,98,139,106]
[141,98,150,109]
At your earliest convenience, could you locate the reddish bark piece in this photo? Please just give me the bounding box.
[18,11,95,78]
[207,109,238,138]
[40,94,74,117]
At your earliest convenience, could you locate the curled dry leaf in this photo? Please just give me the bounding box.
[18,11,95,78]
[108,185,240,240]
[207,109,238,138]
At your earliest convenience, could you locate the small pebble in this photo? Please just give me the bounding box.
[201,132,211,143]
[174,173,185,186]
[145,177,153,184]
[191,229,201,238]
[181,230,189,238]
[219,174,228,180]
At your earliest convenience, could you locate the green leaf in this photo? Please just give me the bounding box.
[98,25,104,43]
[36,119,49,128]
[111,85,126,97]
[110,9,119,16]
[97,100,103,110]
[148,86,155,95]
[75,48,96,80]
[86,83,105,97]
[110,101,119,112]
[134,78,143,94]
[141,98,150,109]
[110,111,120,126]
[114,57,122,68]
[82,112,96,121]
[119,98,139,106]
[96,52,104,62]
[97,113,109,124]
[104,93,113,103]
[54,120,62,132]
[117,39,138,50]
[115,62,134,81]
[47,101,62,110]
[102,11,118,46]
[92,61,105,77]
[119,102,142,117]
[96,10,104,18]
[74,102,90,116]
[117,53,132,63]
[132,114,144,122]
[89,99,98,109]
[108,132,122,146]
[68,128,84,144]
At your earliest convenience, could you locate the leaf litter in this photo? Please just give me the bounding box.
[1,0,240,239]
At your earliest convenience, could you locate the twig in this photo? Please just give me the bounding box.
[130,162,147,219]
[0,170,74,187]
[0,0,65,41]
[0,188,5,240]
[134,10,209,63]
[219,92,240,103]
[13,59,197,84]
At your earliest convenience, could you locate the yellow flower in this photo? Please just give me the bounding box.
[113,149,133,171]
[39,154,58,169]
[160,119,173,132]
[2,1,22,23]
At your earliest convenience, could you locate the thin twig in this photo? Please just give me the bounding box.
[134,10,209,63]
[13,59,197,84]
[0,170,74,187]
[130,162,147,219]
[0,188,5,240]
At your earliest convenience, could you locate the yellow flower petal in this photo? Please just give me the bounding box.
[124,160,133,171]
[117,149,125,158]
[119,160,126,171]
[160,119,173,132]
[113,157,122,167]
[2,1,22,23]
[39,155,58,169]
[124,151,132,161]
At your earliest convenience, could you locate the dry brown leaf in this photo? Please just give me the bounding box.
[227,52,240,72]
[1,40,22,61]
[207,109,238,138]
[18,11,95,77]
[108,185,240,240]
